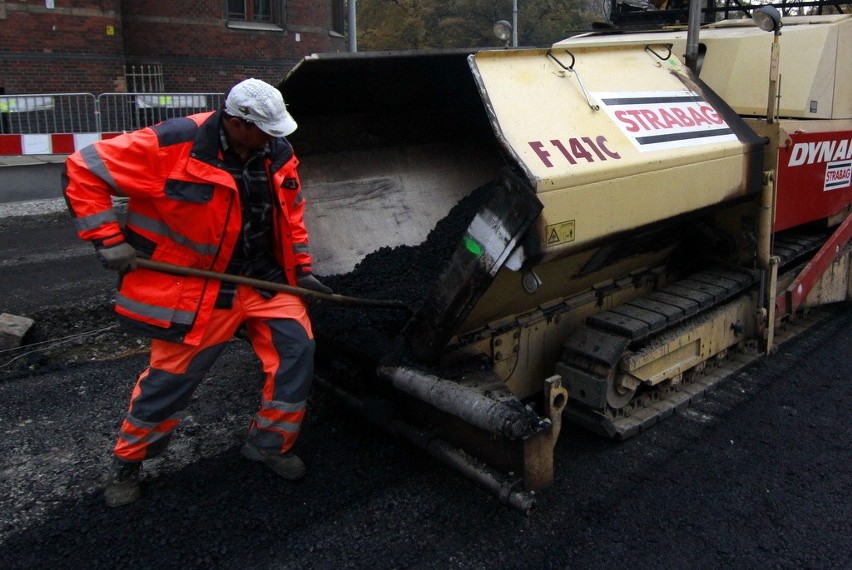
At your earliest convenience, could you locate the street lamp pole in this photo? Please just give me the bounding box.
[512,0,518,47]
[348,0,357,53]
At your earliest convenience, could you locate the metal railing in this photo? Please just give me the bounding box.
[98,92,225,133]
[0,92,225,135]
[0,93,98,135]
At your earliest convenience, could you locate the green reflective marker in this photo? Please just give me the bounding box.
[464,235,483,256]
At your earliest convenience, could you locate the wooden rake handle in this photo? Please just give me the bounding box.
[136,258,411,311]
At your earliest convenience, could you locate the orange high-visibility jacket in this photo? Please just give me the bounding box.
[62,110,314,345]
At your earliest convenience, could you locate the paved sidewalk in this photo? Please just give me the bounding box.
[0,154,67,168]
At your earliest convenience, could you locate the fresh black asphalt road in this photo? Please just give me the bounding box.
[1,204,850,569]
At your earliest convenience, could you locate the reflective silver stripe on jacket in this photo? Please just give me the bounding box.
[126,210,219,257]
[292,242,309,255]
[80,145,124,196]
[116,293,195,325]
[74,208,119,232]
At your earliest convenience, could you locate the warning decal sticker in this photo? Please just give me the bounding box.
[595,91,737,152]
[546,220,575,246]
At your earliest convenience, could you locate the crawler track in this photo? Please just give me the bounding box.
[563,309,830,438]
[558,232,828,438]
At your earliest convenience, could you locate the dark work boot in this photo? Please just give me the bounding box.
[104,458,142,508]
[241,439,306,480]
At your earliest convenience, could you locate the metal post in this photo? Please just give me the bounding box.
[766,256,779,353]
[684,0,703,72]
[512,0,518,47]
[348,0,357,53]
[757,171,775,272]
[766,33,780,124]
[94,97,102,134]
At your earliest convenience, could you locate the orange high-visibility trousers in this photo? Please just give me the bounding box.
[113,285,315,462]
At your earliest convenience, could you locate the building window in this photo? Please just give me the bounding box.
[227,0,285,30]
[330,0,345,35]
[228,0,274,23]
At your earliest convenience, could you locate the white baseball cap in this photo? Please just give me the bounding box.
[224,78,297,137]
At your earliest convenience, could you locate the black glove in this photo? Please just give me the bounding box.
[297,274,332,295]
[95,242,138,275]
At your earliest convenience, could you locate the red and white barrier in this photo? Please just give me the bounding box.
[0,133,121,156]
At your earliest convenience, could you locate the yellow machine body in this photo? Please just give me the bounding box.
[279,14,852,509]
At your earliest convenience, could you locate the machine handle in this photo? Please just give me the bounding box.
[546,50,600,112]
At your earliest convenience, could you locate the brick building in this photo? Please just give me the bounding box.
[0,0,347,96]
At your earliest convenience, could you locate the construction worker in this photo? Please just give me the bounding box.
[62,78,331,507]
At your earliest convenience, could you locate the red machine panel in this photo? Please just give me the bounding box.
[776,130,852,231]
